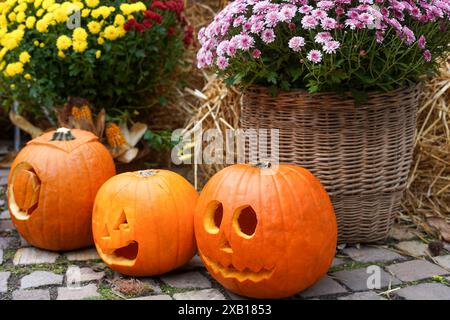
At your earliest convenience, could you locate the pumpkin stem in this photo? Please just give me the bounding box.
[51,127,75,141]
[252,162,272,170]
[137,170,158,177]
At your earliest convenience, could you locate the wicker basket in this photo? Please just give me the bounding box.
[241,85,422,243]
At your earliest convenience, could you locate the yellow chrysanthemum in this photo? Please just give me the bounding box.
[103,25,118,41]
[0,48,7,60]
[72,1,84,10]
[47,3,60,12]
[42,0,54,10]
[81,9,90,17]
[87,21,101,34]
[91,5,112,19]
[72,39,87,52]
[114,14,125,26]
[8,12,16,22]
[39,42,44,47]
[35,19,49,32]
[0,61,5,70]
[14,3,27,12]
[56,35,71,50]
[25,16,36,28]
[119,3,146,15]
[1,29,24,50]
[97,36,104,45]
[34,0,43,8]
[17,24,26,30]
[33,40,39,46]
[72,27,87,42]
[85,0,99,8]
[15,11,25,23]
[24,73,31,80]
[58,50,65,58]
[19,51,30,64]
[53,8,68,23]
[5,62,24,77]
[95,50,101,59]
[36,9,44,17]
[116,26,125,38]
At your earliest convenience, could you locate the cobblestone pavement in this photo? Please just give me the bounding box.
[1,179,450,300]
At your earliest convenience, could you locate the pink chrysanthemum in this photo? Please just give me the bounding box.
[323,40,340,54]
[288,36,305,52]
[261,28,276,43]
[301,15,319,29]
[307,50,323,63]
[314,32,332,44]
[217,56,229,70]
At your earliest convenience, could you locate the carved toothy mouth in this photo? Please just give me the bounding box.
[97,241,139,267]
[200,252,274,282]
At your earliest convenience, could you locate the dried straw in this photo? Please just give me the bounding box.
[399,62,450,235]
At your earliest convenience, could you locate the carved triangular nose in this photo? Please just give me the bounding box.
[220,235,233,253]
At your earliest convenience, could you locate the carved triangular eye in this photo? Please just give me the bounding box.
[101,223,110,239]
[113,211,128,231]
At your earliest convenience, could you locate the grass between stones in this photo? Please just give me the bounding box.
[159,283,193,296]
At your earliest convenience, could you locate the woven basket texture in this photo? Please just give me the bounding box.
[241,85,422,243]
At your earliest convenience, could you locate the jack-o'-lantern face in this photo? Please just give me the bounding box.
[194,164,337,299]
[96,208,138,267]
[7,128,116,251]
[9,162,41,220]
[93,170,198,277]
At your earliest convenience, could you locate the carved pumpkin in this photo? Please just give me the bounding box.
[7,128,115,251]
[194,163,337,299]
[92,170,198,276]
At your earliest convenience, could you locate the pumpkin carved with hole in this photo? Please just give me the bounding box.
[92,170,198,276]
[7,128,115,251]
[194,163,337,299]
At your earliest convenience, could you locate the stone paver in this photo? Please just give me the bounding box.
[337,291,386,300]
[332,268,401,291]
[65,248,99,261]
[388,225,416,241]
[395,283,450,300]
[141,278,162,294]
[386,260,449,282]
[0,210,9,220]
[0,271,11,293]
[395,241,429,257]
[299,276,347,298]
[161,271,211,289]
[13,247,59,265]
[173,289,226,300]
[57,283,100,300]
[21,271,63,289]
[0,249,3,265]
[180,255,205,270]
[130,295,172,300]
[20,236,30,247]
[343,246,405,263]
[331,257,345,267]
[13,289,50,300]
[435,255,450,270]
[444,242,450,252]
[0,219,14,231]
[0,237,13,249]
[66,266,105,284]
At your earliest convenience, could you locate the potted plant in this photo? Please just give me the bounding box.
[196,0,450,243]
[0,0,192,138]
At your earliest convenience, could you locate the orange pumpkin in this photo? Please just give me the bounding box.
[194,163,337,299]
[7,128,115,251]
[92,170,198,276]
